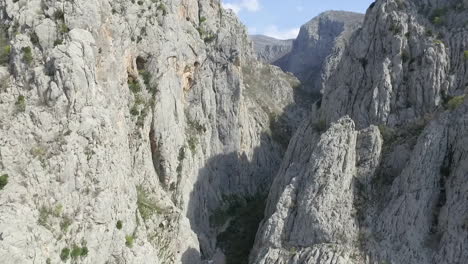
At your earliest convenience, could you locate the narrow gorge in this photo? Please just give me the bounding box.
[0,0,467,264]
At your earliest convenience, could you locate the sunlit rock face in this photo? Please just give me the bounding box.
[1,0,467,263]
[0,0,302,263]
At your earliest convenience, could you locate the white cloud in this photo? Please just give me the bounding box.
[222,0,260,14]
[264,26,300,40]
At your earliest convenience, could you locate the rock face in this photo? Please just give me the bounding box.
[1,0,468,263]
[252,11,364,94]
[250,35,293,64]
[0,0,302,263]
[252,0,468,264]
[320,0,468,127]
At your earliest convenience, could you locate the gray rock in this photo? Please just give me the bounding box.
[0,0,302,263]
[251,11,364,94]
[250,35,293,64]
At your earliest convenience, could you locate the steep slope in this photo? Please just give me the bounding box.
[275,11,364,94]
[252,0,468,263]
[0,0,302,263]
[250,35,293,64]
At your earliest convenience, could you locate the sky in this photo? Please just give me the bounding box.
[222,0,374,39]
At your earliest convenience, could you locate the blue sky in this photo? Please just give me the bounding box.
[222,0,374,39]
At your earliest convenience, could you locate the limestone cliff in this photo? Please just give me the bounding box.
[252,0,468,263]
[252,11,364,94]
[0,0,301,263]
[1,0,468,263]
[250,35,293,64]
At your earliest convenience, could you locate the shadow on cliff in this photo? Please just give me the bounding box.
[182,84,319,264]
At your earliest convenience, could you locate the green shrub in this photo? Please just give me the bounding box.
[157,3,167,15]
[446,95,466,111]
[130,105,140,116]
[215,195,266,264]
[125,235,134,248]
[22,47,33,64]
[0,25,11,65]
[389,23,402,35]
[30,32,39,46]
[0,174,8,190]
[187,136,198,152]
[116,220,123,230]
[199,17,207,23]
[60,247,70,261]
[80,247,88,257]
[0,26,10,65]
[59,23,69,34]
[137,186,164,220]
[70,245,88,259]
[54,10,65,20]
[38,206,51,227]
[60,216,72,232]
[15,95,26,112]
[128,78,141,93]
[430,8,447,26]
[432,16,443,25]
[464,50,468,60]
[0,45,10,65]
[54,39,63,46]
[204,34,216,43]
[70,245,81,259]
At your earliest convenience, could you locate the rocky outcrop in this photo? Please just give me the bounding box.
[275,11,364,94]
[320,0,468,127]
[253,0,468,263]
[250,35,293,64]
[251,116,382,264]
[0,0,302,263]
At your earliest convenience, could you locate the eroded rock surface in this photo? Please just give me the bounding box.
[0,0,302,263]
[253,1,468,264]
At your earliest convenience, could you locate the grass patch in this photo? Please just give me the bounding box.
[128,77,141,94]
[22,47,33,64]
[15,95,26,112]
[187,136,198,153]
[60,216,72,232]
[0,174,8,190]
[125,235,135,248]
[445,95,466,111]
[137,186,164,220]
